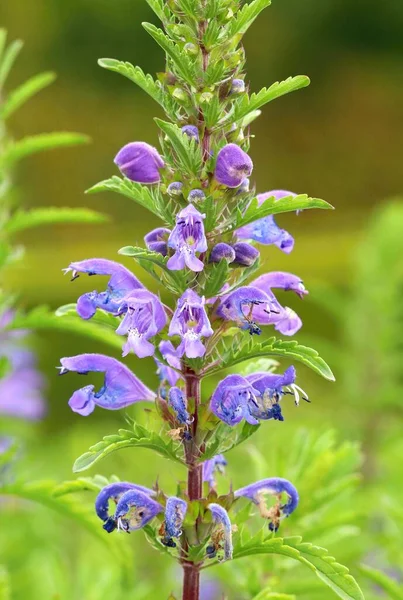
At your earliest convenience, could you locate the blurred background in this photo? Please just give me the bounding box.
[1,0,403,598]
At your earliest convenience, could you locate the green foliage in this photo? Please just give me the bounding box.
[229,0,272,36]
[206,336,335,381]
[201,421,260,460]
[155,118,203,177]
[0,71,56,119]
[232,534,364,600]
[73,424,185,472]
[359,565,403,600]
[0,566,10,600]
[4,207,108,235]
[0,34,23,90]
[2,132,90,167]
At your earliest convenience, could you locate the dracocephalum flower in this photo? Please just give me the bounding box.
[167,205,207,272]
[169,290,213,358]
[114,141,164,184]
[214,143,253,188]
[95,482,156,532]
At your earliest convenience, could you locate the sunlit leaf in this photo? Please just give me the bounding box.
[4,208,108,235]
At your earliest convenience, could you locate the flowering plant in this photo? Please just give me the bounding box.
[0,4,367,600]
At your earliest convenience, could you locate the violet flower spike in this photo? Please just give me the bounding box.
[214,144,253,188]
[95,482,156,532]
[167,205,207,272]
[162,496,188,546]
[114,141,164,184]
[169,290,213,358]
[115,290,167,358]
[181,125,199,142]
[203,454,227,490]
[237,190,297,252]
[144,227,171,257]
[168,387,193,425]
[114,489,163,533]
[210,374,260,426]
[207,503,233,561]
[63,258,143,320]
[234,477,299,531]
[59,354,155,416]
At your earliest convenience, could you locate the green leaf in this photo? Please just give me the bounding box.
[73,424,184,473]
[201,421,260,461]
[52,474,117,498]
[235,193,333,229]
[98,59,163,106]
[0,565,10,600]
[0,38,23,90]
[155,118,202,176]
[5,306,123,351]
[2,132,90,166]
[142,22,196,86]
[145,0,170,22]
[118,245,187,294]
[86,176,173,223]
[1,71,56,119]
[201,260,229,298]
[252,593,296,600]
[4,207,108,235]
[206,336,335,381]
[359,564,403,600]
[229,0,272,36]
[232,535,365,600]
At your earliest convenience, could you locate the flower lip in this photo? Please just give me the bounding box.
[168,386,193,425]
[167,205,207,273]
[210,374,260,426]
[164,496,188,542]
[214,144,253,188]
[114,488,163,532]
[95,482,156,523]
[168,289,213,359]
[203,454,227,490]
[207,503,233,561]
[251,272,308,299]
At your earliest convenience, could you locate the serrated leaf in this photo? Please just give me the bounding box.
[0,71,56,119]
[201,421,260,461]
[155,118,202,176]
[86,175,173,223]
[98,59,163,106]
[4,207,108,235]
[4,306,122,350]
[229,0,272,36]
[52,475,116,498]
[73,424,184,473]
[359,564,403,600]
[2,132,90,166]
[201,260,229,298]
[206,336,335,381]
[0,38,23,89]
[142,22,196,86]
[232,535,364,600]
[252,593,296,600]
[235,193,333,229]
[145,0,169,22]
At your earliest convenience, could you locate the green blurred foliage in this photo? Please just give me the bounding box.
[0,0,403,598]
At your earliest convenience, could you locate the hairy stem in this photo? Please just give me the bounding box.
[182,369,202,600]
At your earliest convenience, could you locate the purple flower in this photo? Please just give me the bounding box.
[207,503,233,561]
[0,354,46,421]
[95,482,156,532]
[167,182,184,196]
[63,258,143,320]
[210,243,236,264]
[251,271,308,299]
[169,290,213,358]
[237,190,297,252]
[214,144,253,188]
[248,366,308,408]
[162,496,187,546]
[233,242,259,267]
[188,189,206,203]
[114,488,163,532]
[237,178,250,194]
[210,374,260,426]
[231,79,246,94]
[203,454,227,490]
[234,477,299,531]
[272,307,302,336]
[115,290,167,358]
[181,125,199,142]
[59,353,155,416]
[168,387,193,425]
[114,141,164,184]
[217,286,281,335]
[144,227,171,256]
[167,205,207,272]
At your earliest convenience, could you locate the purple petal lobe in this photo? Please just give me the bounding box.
[169,290,213,359]
[214,144,253,188]
[114,489,163,531]
[167,205,207,273]
[114,142,164,184]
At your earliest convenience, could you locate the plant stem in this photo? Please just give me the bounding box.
[182,369,202,600]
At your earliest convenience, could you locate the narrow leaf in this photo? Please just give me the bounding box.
[98,59,163,106]
[1,72,56,119]
[229,0,272,36]
[155,118,202,176]
[359,564,403,600]
[0,38,23,89]
[2,132,90,166]
[4,207,108,235]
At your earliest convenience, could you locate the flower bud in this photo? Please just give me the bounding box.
[233,242,259,266]
[214,144,253,188]
[184,42,198,55]
[181,125,199,142]
[144,227,171,256]
[237,178,250,194]
[167,182,184,196]
[188,189,205,203]
[210,243,236,264]
[172,88,189,104]
[114,142,164,185]
[231,79,246,94]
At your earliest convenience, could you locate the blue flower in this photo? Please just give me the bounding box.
[203,454,227,490]
[114,488,163,532]
[207,503,233,561]
[234,477,299,531]
[210,374,260,426]
[214,144,253,188]
[114,141,164,184]
[210,243,236,264]
[169,290,213,358]
[162,496,188,547]
[251,271,308,299]
[59,353,155,415]
[168,387,193,425]
[95,482,156,532]
[63,258,143,320]
[217,285,281,335]
[181,125,199,142]
[115,290,167,358]
[144,227,171,256]
[233,242,260,267]
[167,205,207,272]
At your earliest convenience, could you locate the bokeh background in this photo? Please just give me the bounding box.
[1,0,403,598]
